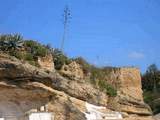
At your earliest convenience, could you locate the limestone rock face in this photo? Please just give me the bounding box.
[124,116,154,120]
[0,53,154,120]
[106,68,153,119]
[0,81,87,120]
[0,53,85,120]
[0,81,56,120]
[52,73,109,105]
[60,61,84,80]
[0,53,107,120]
[37,54,54,71]
[46,94,86,120]
[118,68,143,101]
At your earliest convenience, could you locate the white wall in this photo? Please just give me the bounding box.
[29,112,52,120]
[84,102,122,120]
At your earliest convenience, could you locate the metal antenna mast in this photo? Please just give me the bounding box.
[60,5,71,52]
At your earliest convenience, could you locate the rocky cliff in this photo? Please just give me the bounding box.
[0,53,154,120]
[105,68,153,119]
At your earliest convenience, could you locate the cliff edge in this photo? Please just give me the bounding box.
[0,53,154,120]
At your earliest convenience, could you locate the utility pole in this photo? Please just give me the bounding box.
[153,70,157,95]
[60,5,71,52]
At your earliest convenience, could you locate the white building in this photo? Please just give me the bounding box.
[29,112,53,120]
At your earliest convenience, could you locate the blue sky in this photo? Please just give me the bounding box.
[0,0,160,72]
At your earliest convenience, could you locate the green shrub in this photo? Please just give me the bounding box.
[0,34,23,42]
[0,34,23,52]
[0,35,49,67]
[98,80,117,97]
[35,45,48,57]
[74,57,91,75]
[90,67,103,80]
[10,51,24,60]
[73,57,117,97]
[143,91,154,104]
[143,91,160,114]
[27,60,36,66]
[24,40,37,48]
[24,40,48,57]
[24,53,34,61]
[53,49,71,70]
[154,103,160,114]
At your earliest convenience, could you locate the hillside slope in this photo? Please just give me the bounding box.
[0,53,154,120]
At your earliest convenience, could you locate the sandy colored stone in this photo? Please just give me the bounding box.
[118,68,143,101]
[60,61,84,80]
[105,67,152,116]
[38,53,54,71]
[124,116,154,120]
[0,53,154,120]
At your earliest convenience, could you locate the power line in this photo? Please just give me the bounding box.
[60,5,71,52]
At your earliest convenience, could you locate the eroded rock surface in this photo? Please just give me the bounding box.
[37,53,55,72]
[105,68,153,119]
[0,53,154,120]
[60,61,84,80]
